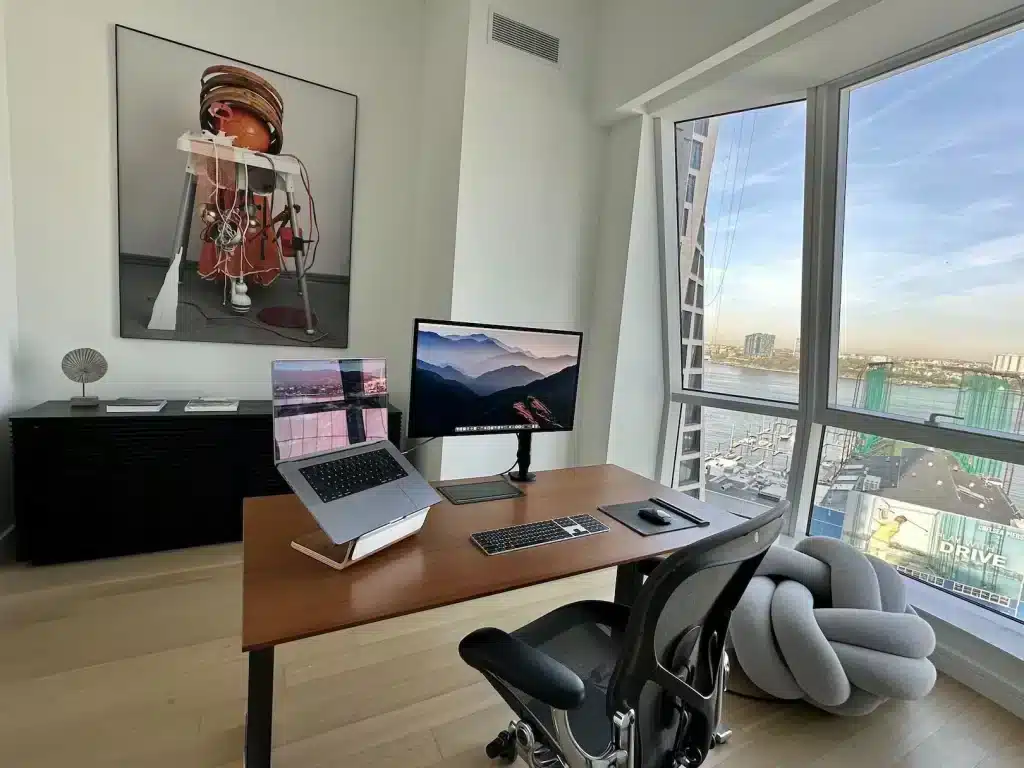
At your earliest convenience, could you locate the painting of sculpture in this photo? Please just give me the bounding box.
[115,26,356,347]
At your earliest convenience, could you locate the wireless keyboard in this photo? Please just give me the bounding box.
[470,514,609,555]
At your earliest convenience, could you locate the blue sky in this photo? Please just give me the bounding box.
[699,25,1024,362]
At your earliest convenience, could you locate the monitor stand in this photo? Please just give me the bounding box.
[433,429,537,504]
[508,430,536,483]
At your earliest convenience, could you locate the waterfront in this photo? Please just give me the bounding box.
[701,361,1023,508]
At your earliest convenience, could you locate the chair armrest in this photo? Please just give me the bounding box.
[459,627,586,710]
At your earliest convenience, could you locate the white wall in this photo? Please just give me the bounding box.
[606,115,663,478]
[575,117,642,467]
[408,0,471,479]
[0,1,17,546]
[439,0,601,479]
[5,0,430,416]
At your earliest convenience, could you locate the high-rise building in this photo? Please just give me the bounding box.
[675,117,718,498]
[744,333,776,357]
[993,354,1024,374]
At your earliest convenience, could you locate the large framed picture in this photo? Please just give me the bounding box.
[114,25,356,347]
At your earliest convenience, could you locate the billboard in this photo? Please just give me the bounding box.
[838,492,1024,618]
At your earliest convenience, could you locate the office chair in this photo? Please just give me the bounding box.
[459,501,788,768]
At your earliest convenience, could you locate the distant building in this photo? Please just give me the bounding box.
[993,354,1024,374]
[744,333,776,357]
[674,116,719,501]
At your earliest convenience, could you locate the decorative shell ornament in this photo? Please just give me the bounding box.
[61,347,108,407]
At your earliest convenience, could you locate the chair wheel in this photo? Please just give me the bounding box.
[486,731,517,762]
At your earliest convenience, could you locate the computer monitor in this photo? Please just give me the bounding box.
[407,320,583,440]
[271,358,388,462]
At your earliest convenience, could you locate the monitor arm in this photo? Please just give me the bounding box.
[509,430,537,483]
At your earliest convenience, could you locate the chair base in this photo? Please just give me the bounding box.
[479,649,735,768]
[489,720,566,767]
[486,710,636,768]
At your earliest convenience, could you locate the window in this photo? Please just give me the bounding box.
[690,140,703,170]
[658,12,1024,622]
[681,207,689,236]
[673,102,805,402]
[812,427,1024,620]
[701,408,797,518]
[679,430,701,453]
[833,25,1024,442]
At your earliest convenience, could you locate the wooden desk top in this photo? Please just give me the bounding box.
[242,464,740,651]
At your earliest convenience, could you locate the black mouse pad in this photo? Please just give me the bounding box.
[598,499,703,536]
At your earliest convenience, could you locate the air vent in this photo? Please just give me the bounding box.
[490,12,560,64]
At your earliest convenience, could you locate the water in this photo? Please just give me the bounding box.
[700,362,1022,507]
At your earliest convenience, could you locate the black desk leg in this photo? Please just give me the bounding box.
[245,647,275,767]
[614,562,645,606]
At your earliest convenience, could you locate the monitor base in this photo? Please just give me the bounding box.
[507,470,536,483]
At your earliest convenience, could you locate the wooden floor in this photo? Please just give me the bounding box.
[0,545,1021,768]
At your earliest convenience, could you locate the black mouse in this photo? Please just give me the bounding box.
[638,506,672,526]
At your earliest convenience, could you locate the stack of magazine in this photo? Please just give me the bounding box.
[106,398,167,413]
[185,397,240,413]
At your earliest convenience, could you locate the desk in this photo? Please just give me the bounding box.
[241,464,740,766]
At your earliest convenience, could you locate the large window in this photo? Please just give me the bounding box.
[660,12,1024,624]
[679,101,805,403]
[834,24,1024,442]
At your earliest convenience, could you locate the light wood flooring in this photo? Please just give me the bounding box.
[0,544,1021,768]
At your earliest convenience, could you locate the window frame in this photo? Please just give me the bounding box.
[656,5,1024,542]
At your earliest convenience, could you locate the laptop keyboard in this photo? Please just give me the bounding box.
[299,448,408,503]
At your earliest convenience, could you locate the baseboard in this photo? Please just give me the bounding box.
[930,628,1024,719]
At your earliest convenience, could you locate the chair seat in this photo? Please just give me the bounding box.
[508,600,630,756]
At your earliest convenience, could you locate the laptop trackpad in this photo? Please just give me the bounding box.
[359,483,414,527]
[317,483,412,544]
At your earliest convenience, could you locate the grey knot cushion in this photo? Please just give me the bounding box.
[728,536,937,715]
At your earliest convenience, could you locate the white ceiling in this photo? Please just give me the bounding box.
[656,0,1024,122]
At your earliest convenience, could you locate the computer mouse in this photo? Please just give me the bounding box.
[638,506,672,526]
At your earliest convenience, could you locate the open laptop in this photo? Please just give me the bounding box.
[272,358,441,546]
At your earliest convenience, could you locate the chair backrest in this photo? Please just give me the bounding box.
[608,501,788,768]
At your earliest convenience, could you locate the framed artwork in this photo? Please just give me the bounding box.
[114,25,357,347]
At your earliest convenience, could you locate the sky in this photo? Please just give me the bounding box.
[697,25,1024,362]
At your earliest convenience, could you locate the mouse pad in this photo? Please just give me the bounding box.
[598,500,703,536]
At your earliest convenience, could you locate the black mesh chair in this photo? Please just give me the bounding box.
[458,501,788,768]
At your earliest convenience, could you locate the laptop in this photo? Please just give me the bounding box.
[272,358,441,545]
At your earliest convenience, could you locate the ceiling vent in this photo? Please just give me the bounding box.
[490,12,560,64]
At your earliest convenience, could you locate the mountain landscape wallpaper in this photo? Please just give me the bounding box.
[409,321,583,437]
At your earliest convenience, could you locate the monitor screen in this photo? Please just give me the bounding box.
[271,358,388,461]
[408,320,583,438]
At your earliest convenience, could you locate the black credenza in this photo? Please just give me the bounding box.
[9,400,403,565]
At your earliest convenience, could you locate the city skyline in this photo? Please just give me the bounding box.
[698,24,1024,362]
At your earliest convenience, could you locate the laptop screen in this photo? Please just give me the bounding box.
[271,358,388,462]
